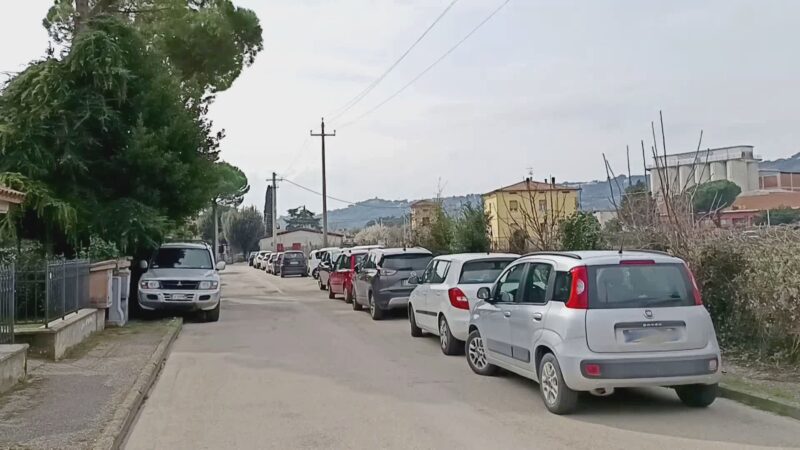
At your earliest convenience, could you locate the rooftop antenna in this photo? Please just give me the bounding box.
[618,234,625,255]
[526,167,534,178]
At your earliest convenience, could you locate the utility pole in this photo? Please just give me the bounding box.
[272,172,278,250]
[310,118,336,247]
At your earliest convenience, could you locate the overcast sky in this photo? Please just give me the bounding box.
[2,0,799,216]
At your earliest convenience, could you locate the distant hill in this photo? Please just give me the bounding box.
[761,152,800,172]
[568,175,648,212]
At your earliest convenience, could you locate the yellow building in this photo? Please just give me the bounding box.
[483,178,580,251]
[410,199,440,232]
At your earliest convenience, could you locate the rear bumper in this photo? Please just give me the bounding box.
[446,310,471,341]
[556,341,722,391]
[280,266,307,276]
[374,288,414,309]
[138,289,220,312]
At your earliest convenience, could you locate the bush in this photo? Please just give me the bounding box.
[560,212,602,250]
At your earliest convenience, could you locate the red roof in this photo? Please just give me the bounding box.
[732,191,800,211]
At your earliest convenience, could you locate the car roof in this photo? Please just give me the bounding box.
[435,253,519,262]
[518,250,683,266]
[373,247,431,256]
[160,242,209,250]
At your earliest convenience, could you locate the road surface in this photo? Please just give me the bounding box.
[125,264,800,449]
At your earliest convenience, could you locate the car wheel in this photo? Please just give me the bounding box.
[675,384,718,408]
[312,268,319,280]
[204,301,220,323]
[409,306,423,337]
[344,287,353,304]
[318,279,326,291]
[352,289,362,311]
[368,293,384,320]
[439,316,461,355]
[328,283,336,299]
[466,329,498,376]
[538,353,578,415]
[280,272,285,278]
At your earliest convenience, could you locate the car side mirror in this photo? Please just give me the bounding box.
[477,287,491,300]
[216,261,226,271]
[139,260,148,270]
[407,273,419,285]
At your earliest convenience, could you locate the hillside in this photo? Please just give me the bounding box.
[761,152,800,172]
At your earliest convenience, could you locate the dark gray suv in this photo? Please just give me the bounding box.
[353,248,432,320]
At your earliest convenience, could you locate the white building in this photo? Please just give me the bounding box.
[648,145,760,196]
[259,228,346,253]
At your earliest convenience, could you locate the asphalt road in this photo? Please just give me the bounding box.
[124,264,800,449]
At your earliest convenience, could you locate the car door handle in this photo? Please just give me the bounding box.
[532,312,543,321]
[503,311,512,318]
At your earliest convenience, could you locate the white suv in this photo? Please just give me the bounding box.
[467,250,721,414]
[407,253,518,355]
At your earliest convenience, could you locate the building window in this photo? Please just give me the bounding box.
[422,217,431,226]
[509,200,519,211]
[538,199,547,213]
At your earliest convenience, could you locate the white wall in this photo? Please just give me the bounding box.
[259,230,345,252]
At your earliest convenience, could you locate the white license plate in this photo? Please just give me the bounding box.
[623,327,680,344]
[171,294,187,300]
[290,261,299,265]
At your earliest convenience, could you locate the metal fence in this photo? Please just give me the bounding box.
[0,264,14,344]
[15,259,90,327]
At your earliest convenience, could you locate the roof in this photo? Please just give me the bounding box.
[435,252,519,262]
[161,242,210,249]
[731,191,800,211]
[410,199,439,208]
[277,228,345,237]
[519,250,682,265]
[484,179,579,196]
[0,186,25,204]
[373,247,432,256]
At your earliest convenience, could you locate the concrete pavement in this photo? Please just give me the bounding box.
[124,264,800,449]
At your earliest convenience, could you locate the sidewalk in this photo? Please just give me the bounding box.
[0,319,181,449]
[721,361,800,420]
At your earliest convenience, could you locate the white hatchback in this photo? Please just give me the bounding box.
[407,253,518,355]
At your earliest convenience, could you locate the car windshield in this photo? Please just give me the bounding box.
[152,248,213,269]
[459,259,515,284]
[381,254,432,271]
[587,263,693,309]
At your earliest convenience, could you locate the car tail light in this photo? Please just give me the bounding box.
[583,363,602,377]
[708,357,718,372]
[566,266,589,309]
[379,268,397,276]
[683,262,703,305]
[620,259,655,265]
[448,288,470,310]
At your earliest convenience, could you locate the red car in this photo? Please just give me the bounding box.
[327,250,368,303]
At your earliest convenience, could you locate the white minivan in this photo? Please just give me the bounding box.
[407,253,518,355]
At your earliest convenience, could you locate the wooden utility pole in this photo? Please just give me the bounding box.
[310,118,336,247]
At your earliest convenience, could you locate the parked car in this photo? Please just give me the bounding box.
[271,252,285,275]
[327,249,368,302]
[264,253,277,274]
[248,251,259,266]
[352,247,433,320]
[317,248,343,290]
[408,253,518,355]
[280,251,308,278]
[137,242,225,322]
[255,251,269,269]
[309,247,338,279]
[466,250,721,415]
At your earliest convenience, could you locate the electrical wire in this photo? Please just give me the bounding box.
[338,0,513,129]
[281,178,407,209]
[327,0,461,122]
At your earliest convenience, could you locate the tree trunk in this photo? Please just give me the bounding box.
[74,0,91,33]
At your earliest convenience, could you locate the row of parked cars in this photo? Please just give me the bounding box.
[253,245,723,415]
[249,250,309,277]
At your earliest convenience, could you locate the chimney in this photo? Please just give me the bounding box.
[551,176,556,187]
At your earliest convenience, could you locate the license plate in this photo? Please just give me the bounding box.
[623,327,680,344]
[171,294,186,301]
[290,261,299,265]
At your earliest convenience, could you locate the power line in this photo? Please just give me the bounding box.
[281,177,407,209]
[328,0,461,122]
[338,0,513,129]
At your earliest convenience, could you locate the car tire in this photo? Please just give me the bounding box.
[204,302,220,323]
[328,283,336,299]
[312,268,319,280]
[438,316,461,356]
[409,306,423,337]
[318,279,326,291]
[368,293,384,320]
[280,272,285,278]
[344,287,353,304]
[466,329,498,376]
[675,383,718,408]
[352,289,363,311]
[538,353,578,415]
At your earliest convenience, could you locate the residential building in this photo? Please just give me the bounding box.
[0,186,24,214]
[259,228,345,252]
[483,178,580,251]
[410,199,440,232]
[719,191,800,227]
[591,210,618,227]
[648,146,761,196]
[759,170,800,192]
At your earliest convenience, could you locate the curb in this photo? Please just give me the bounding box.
[719,383,800,421]
[93,318,183,450]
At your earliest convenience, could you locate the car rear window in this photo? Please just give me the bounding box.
[459,259,515,284]
[587,263,693,309]
[381,254,432,271]
[284,252,305,260]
